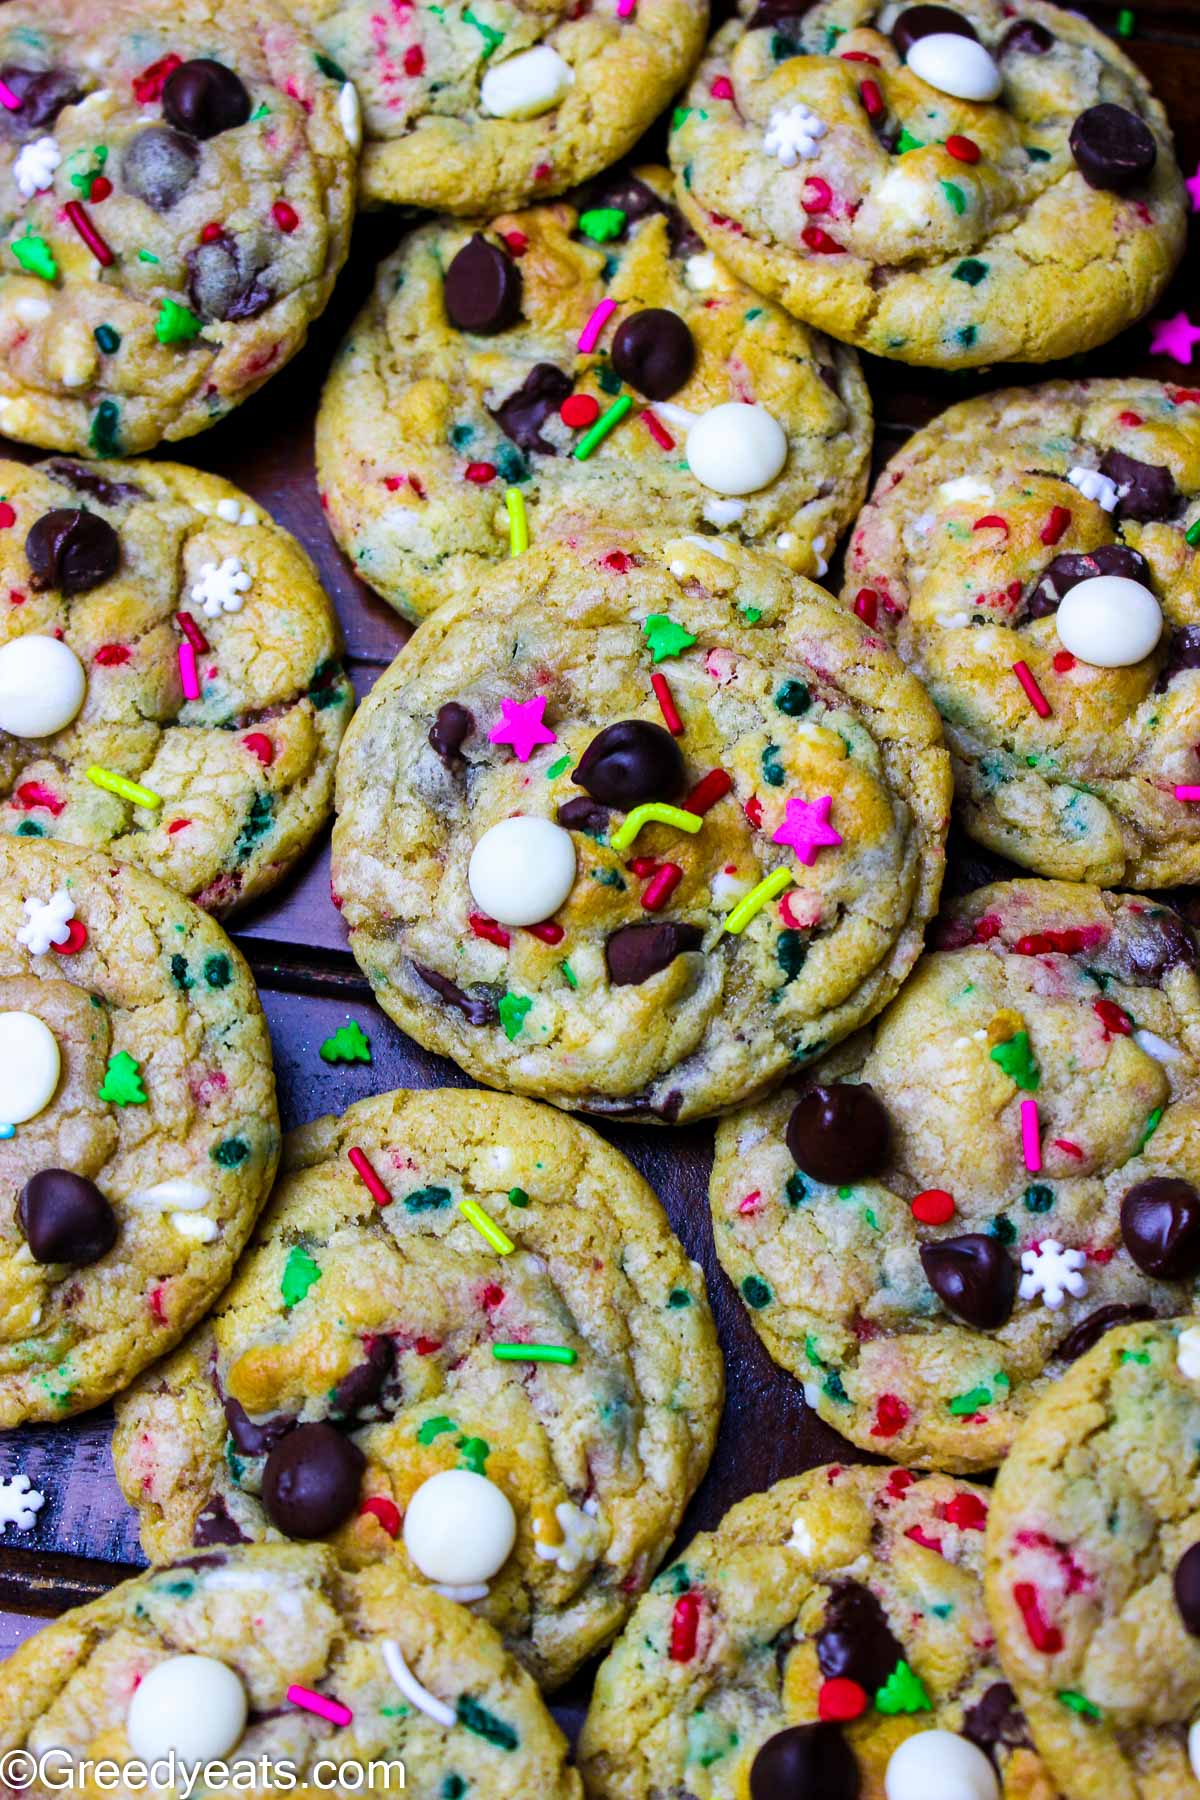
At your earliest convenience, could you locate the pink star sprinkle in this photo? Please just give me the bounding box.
[488,695,557,762]
[1187,162,1200,211]
[1150,311,1200,366]
[771,794,843,865]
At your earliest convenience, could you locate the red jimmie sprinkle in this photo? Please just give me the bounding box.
[480,1283,505,1309]
[132,53,181,103]
[1041,505,1072,546]
[14,780,64,815]
[348,1146,392,1207]
[465,462,497,484]
[360,1496,401,1537]
[945,133,980,162]
[1117,410,1143,426]
[525,921,564,944]
[148,1284,168,1325]
[561,393,600,429]
[469,912,511,948]
[911,1188,955,1225]
[1012,1581,1063,1654]
[1014,926,1102,956]
[710,74,734,99]
[840,48,880,62]
[603,551,632,573]
[801,176,832,215]
[871,1393,910,1438]
[94,644,131,667]
[802,225,845,254]
[859,79,884,117]
[886,1469,915,1500]
[1054,1138,1085,1159]
[0,503,14,529]
[853,587,878,625]
[819,1678,868,1722]
[414,1336,441,1355]
[628,857,659,877]
[1094,998,1132,1036]
[744,794,764,828]
[685,769,733,814]
[51,919,88,955]
[651,671,684,735]
[669,1592,702,1662]
[905,1524,944,1553]
[641,863,683,911]
[64,200,114,268]
[167,818,191,835]
[940,1490,988,1530]
[974,513,1009,537]
[272,200,299,233]
[175,611,210,653]
[1012,660,1051,719]
[404,44,425,75]
[641,409,675,451]
[242,733,274,766]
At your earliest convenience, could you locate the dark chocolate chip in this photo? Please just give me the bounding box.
[0,66,83,136]
[785,1085,889,1186]
[605,921,704,986]
[892,5,978,55]
[162,58,252,140]
[120,126,200,210]
[1027,544,1151,620]
[816,1579,906,1693]
[186,234,272,322]
[490,363,574,455]
[261,1422,365,1538]
[19,1171,116,1266]
[963,1682,1032,1757]
[1100,907,1197,985]
[611,309,696,401]
[412,961,500,1025]
[1099,449,1181,523]
[581,171,700,255]
[443,233,522,334]
[429,702,474,767]
[749,1723,860,1800]
[557,795,610,835]
[223,1397,297,1458]
[1176,1543,1200,1636]
[192,1496,248,1547]
[26,509,120,596]
[1055,1302,1157,1363]
[999,19,1054,55]
[44,462,147,506]
[1070,103,1156,193]
[1121,1178,1200,1279]
[747,0,810,28]
[920,1233,1017,1329]
[329,1338,395,1421]
[574,719,686,809]
[1156,625,1200,692]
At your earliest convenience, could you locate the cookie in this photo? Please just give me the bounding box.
[315,166,872,621]
[330,541,950,1120]
[280,0,705,214]
[580,1462,1056,1799]
[668,0,1185,368]
[709,879,1200,1473]
[0,455,353,915]
[0,1544,582,1799]
[985,1319,1200,1799]
[843,380,1200,889]
[112,1086,723,1690]
[0,0,357,454]
[0,837,278,1425]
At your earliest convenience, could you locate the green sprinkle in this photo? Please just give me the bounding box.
[578,207,627,241]
[1120,1348,1151,1364]
[507,1187,530,1208]
[138,249,160,264]
[958,324,977,348]
[417,1415,457,1445]
[492,1343,577,1365]
[320,1021,372,1064]
[1138,1106,1164,1150]
[741,605,762,624]
[560,960,578,988]
[761,743,785,787]
[98,1051,146,1107]
[948,1385,993,1415]
[281,1245,322,1310]
[170,953,193,992]
[990,1029,1040,1091]
[155,298,203,345]
[990,1212,1017,1244]
[742,1275,772,1309]
[11,233,58,281]
[456,1697,518,1751]
[457,1435,489,1474]
[953,258,988,286]
[405,1186,452,1212]
[895,128,925,153]
[875,1662,931,1715]
[940,180,967,215]
[596,363,622,395]
[1186,518,1200,548]
[545,754,571,779]
[786,1172,808,1206]
[204,954,232,990]
[1057,1690,1102,1721]
[442,1780,467,1800]
[643,615,697,663]
[212,1138,249,1168]
[774,679,811,716]
[1025,1183,1055,1213]
[667,1288,691,1308]
[315,52,349,79]
[94,323,121,354]
[14,821,43,837]
[251,102,272,120]
[671,106,692,129]
[462,8,504,53]
[777,930,807,981]
[498,992,532,1040]
[573,393,632,461]
[1116,7,1134,34]
[1026,145,1052,161]
[823,1368,849,1403]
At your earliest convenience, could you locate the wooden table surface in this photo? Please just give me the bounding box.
[3,0,1200,1742]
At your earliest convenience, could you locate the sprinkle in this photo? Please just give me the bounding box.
[380,1644,456,1729]
[948,1385,993,1415]
[0,78,23,110]
[911,1189,955,1225]
[801,225,844,253]
[1020,1098,1041,1172]
[1115,6,1134,34]
[504,487,528,555]
[617,0,637,15]
[642,615,697,663]
[819,1678,868,1722]
[175,611,210,652]
[945,133,981,162]
[684,769,733,814]
[560,960,578,988]
[498,993,531,1040]
[98,1051,146,1107]
[287,1686,352,1728]
[853,588,878,624]
[561,393,600,429]
[610,802,704,852]
[1187,518,1200,548]
[1013,1582,1062,1653]
[1176,785,1200,801]
[1012,660,1051,718]
[178,641,200,701]
[772,794,842,865]
[973,513,1009,537]
[132,53,182,103]
[272,199,299,233]
[642,864,683,911]
[578,207,626,241]
[360,1496,401,1537]
[138,250,160,264]
[991,1029,1039,1091]
[469,912,510,948]
[940,180,967,215]
[1150,311,1200,365]
[577,297,617,354]
[63,200,113,267]
[1059,1690,1103,1720]
[155,298,203,344]
[465,461,496,483]
[859,79,883,117]
[651,672,684,734]
[724,866,794,935]
[801,175,832,214]
[320,1022,371,1064]
[669,1592,701,1661]
[243,733,274,766]
[489,694,555,761]
[348,1146,392,1207]
[86,765,161,810]
[492,1342,577,1365]
[641,408,675,450]
[10,234,58,282]
[1041,505,1072,545]
[457,1198,515,1256]
[573,394,632,460]
[875,1661,931,1715]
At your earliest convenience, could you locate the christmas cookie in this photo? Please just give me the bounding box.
[0,1545,582,1799]
[844,380,1200,889]
[0,455,352,915]
[280,0,706,214]
[329,542,949,1120]
[985,1319,1200,1799]
[315,166,872,621]
[709,878,1200,1473]
[111,1086,722,1690]
[579,1462,1055,1799]
[0,0,357,453]
[668,0,1185,368]
[0,836,278,1425]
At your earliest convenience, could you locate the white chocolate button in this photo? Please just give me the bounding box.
[127,1655,247,1764]
[1055,575,1162,668]
[0,635,86,738]
[1179,1325,1200,1381]
[1189,1716,1200,1779]
[0,1013,60,1124]
[686,403,788,496]
[403,1469,517,1586]
[906,33,1002,101]
[885,1729,1000,1800]
[468,816,576,927]
[481,46,573,119]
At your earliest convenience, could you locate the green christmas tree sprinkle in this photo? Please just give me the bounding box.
[98,1051,146,1107]
[320,1021,372,1064]
[642,615,697,663]
[875,1661,931,1715]
[990,1030,1039,1091]
[280,1246,322,1310]
[155,298,203,345]
[499,992,532,1040]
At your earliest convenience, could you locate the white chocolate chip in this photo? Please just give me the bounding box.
[126,1656,247,1764]
[403,1469,517,1586]
[468,816,576,927]
[1178,1326,1200,1381]
[481,46,573,119]
[0,633,86,739]
[906,33,1002,101]
[938,476,993,502]
[171,1212,218,1241]
[687,402,788,496]
[885,1729,1000,1800]
[0,1013,60,1124]
[1055,575,1162,668]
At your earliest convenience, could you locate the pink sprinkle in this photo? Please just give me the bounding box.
[178,641,200,701]
[1020,1099,1041,1173]
[287,1686,353,1728]
[738,1189,762,1215]
[1175,785,1200,801]
[578,297,616,355]
[641,409,675,451]
[1012,660,1051,718]
[617,0,636,15]
[711,74,733,98]
[0,78,22,111]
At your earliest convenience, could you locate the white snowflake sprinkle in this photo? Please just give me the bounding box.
[533,1501,604,1573]
[1067,466,1120,512]
[1179,1325,1200,1381]
[1019,1238,1087,1310]
[763,103,828,166]
[16,889,74,956]
[191,555,252,619]
[0,1474,45,1531]
[13,137,61,199]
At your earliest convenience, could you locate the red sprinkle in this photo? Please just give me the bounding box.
[175,611,210,653]
[945,133,980,162]
[0,503,14,529]
[167,818,191,835]
[710,74,734,99]
[1012,1581,1063,1655]
[1012,660,1051,719]
[1053,1138,1085,1160]
[1094,998,1132,1036]
[1052,650,1076,673]
[272,199,299,233]
[802,225,845,254]
[360,1497,401,1537]
[860,79,884,118]
[89,176,112,203]
[886,1469,916,1500]
[641,409,675,451]
[51,919,88,955]
[200,222,224,244]
[819,1678,868,1722]
[469,912,512,949]
[905,1524,944,1554]
[973,513,1009,537]
[941,1491,988,1531]
[242,732,274,766]
[480,1283,505,1310]
[147,1285,168,1325]
[94,643,131,666]
[414,1336,441,1355]
[1014,926,1102,957]
[744,795,764,829]
[628,857,659,877]
[526,921,565,944]
[132,53,181,103]
[404,44,425,75]
[604,551,632,573]
[840,48,880,63]
[801,176,833,215]
[464,462,497,484]
[651,671,684,735]
[871,1393,910,1438]
[685,769,733,815]
[502,230,529,255]
[348,1146,392,1207]
[669,1593,702,1662]
[911,1188,955,1225]
[1040,505,1072,546]
[1117,410,1143,426]
[64,200,114,268]
[642,863,683,911]
[561,393,600,429]
[853,587,878,625]
[14,781,64,815]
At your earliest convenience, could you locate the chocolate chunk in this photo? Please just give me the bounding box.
[999,19,1054,55]
[1100,907,1197,985]
[1055,1302,1156,1363]
[1121,1178,1200,1279]
[429,701,474,767]
[1176,1543,1200,1636]
[557,795,610,835]
[574,719,685,809]
[412,961,500,1025]
[186,234,272,322]
[192,1496,248,1547]
[120,126,200,210]
[443,234,522,334]
[45,462,146,506]
[1099,449,1180,523]
[920,1234,1017,1329]
[891,4,978,56]
[582,171,699,255]
[785,1085,890,1186]
[1026,544,1150,619]
[163,59,252,139]
[1070,103,1156,192]
[605,921,703,986]
[223,1397,297,1458]
[26,509,120,596]
[261,1422,365,1538]
[329,1338,394,1421]
[750,1723,860,1800]
[816,1579,906,1692]
[963,1682,1032,1757]
[19,1171,116,1267]
[611,309,696,401]
[490,363,574,455]
[1156,625,1200,692]
[0,66,84,136]
[747,0,810,29]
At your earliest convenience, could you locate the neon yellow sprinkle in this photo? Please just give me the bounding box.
[458,1198,515,1256]
[723,866,794,936]
[86,765,162,810]
[505,487,528,556]
[610,803,704,853]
